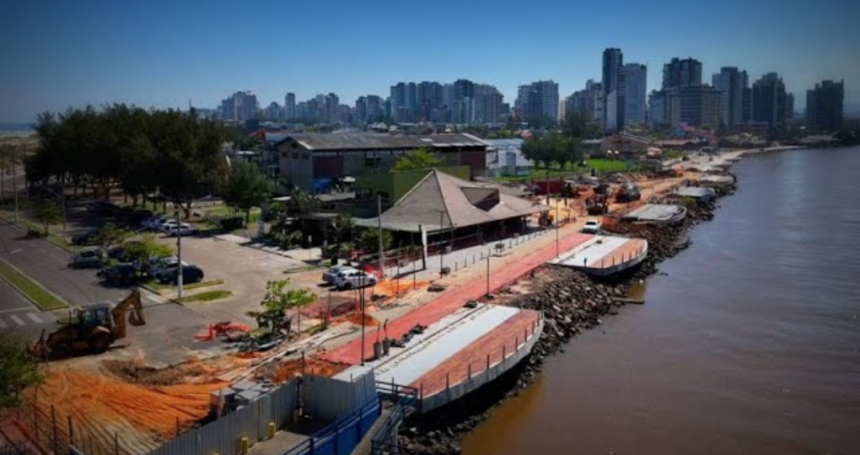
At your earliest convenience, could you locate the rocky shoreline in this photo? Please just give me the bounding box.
[396,179,736,454]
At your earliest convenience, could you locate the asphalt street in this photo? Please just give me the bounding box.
[0,220,220,365]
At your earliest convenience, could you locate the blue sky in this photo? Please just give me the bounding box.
[1,0,859,122]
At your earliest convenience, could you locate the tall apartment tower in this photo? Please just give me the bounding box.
[806,80,844,132]
[623,63,647,126]
[602,48,624,130]
[712,67,749,128]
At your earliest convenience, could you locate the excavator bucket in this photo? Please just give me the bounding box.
[129,310,144,326]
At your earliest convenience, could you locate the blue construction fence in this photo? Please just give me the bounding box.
[282,397,380,455]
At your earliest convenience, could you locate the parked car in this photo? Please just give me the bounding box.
[98,263,138,286]
[147,256,185,277]
[155,264,204,285]
[322,266,357,284]
[70,248,105,269]
[582,219,602,234]
[107,241,143,262]
[334,270,377,290]
[141,216,167,230]
[164,223,197,237]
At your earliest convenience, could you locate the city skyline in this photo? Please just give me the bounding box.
[2,0,859,123]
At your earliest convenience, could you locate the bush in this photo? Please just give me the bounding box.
[219,216,245,231]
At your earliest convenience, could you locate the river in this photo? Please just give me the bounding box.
[463,147,860,455]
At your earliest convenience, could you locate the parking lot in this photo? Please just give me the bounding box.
[154,234,311,323]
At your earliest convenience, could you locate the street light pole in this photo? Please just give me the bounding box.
[359,261,366,366]
[175,210,183,299]
[439,211,444,273]
[556,200,560,258]
[486,254,490,297]
[377,194,384,280]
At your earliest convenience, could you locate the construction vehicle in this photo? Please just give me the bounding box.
[615,183,641,202]
[30,290,145,359]
[586,194,609,215]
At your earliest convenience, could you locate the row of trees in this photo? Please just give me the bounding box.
[520,112,603,170]
[27,105,231,217]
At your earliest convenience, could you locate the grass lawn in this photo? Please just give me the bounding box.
[0,259,68,310]
[177,289,233,304]
[585,158,640,173]
[145,278,225,291]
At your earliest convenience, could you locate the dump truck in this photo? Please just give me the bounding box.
[30,290,145,359]
[585,195,609,215]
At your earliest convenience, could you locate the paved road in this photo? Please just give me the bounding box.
[0,220,127,305]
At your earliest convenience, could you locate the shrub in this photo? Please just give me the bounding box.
[219,216,245,231]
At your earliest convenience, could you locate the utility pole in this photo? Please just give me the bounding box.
[175,210,183,299]
[439,211,445,272]
[556,200,560,258]
[359,261,366,366]
[12,161,18,223]
[377,194,384,280]
[486,254,490,297]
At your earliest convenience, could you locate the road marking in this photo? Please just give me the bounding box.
[10,314,25,326]
[0,318,7,328]
[26,313,43,323]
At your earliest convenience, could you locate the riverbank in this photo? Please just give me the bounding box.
[396,176,734,453]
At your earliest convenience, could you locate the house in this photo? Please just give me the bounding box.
[354,169,549,248]
[485,138,533,177]
[276,133,490,193]
[600,133,653,158]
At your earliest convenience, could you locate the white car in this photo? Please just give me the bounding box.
[322,266,357,284]
[582,219,602,234]
[334,270,378,290]
[143,216,170,230]
[164,223,197,237]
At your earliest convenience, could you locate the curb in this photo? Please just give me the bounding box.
[0,258,69,311]
[0,213,75,253]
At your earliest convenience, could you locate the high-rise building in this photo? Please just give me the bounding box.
[565,80,604,125]
[284,93,296,121]
[474,84,504,124]
[417,81,443,122]
[602,48,624,129]
[516,80,559,124]
[623,63,647,126]
[663,58,703,89]
[219,91,258,123]
[712,67,749,128]
[264,102,282,122]
[785,93,795,121]
[655,85,721,127]
[806,80,845,132]
[751,73,789,129]
[323,93,340,123]
[648,90,667,126]
[366,95,384,123]
[355,96,368,125]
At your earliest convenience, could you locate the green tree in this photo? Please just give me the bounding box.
[561,112,603,139]
[120,235,174,263]
[222,161,274,223]
[391,148,443,172]
[94,223,131,254]
[358,227,392,255]
[0,333,44,409]
[33,198,62,234]
[331,213,354,244]
[247,279,317,336]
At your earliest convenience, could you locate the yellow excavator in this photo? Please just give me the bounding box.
[30,290,146,359]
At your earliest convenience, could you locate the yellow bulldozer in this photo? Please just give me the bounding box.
[30,290,146,359]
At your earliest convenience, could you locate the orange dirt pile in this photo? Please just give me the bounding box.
[372,278,429,297]
[341,312,378,327]
[31,370,228,443]
[271,358,347,384]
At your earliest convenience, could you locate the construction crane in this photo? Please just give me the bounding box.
[30,290,145,359]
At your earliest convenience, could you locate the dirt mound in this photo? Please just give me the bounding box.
[271,358,347,384]
[102,359,215,387]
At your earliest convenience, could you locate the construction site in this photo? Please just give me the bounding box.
[2,150,743,455]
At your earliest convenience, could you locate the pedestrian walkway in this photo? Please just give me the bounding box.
[0,310,51,328]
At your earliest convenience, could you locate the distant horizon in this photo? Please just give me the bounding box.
[2,0,858,123]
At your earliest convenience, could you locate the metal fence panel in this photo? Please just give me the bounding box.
[302,372,375,421]
[148,379,299,455]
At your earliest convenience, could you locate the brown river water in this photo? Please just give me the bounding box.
[463,147,860,455]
